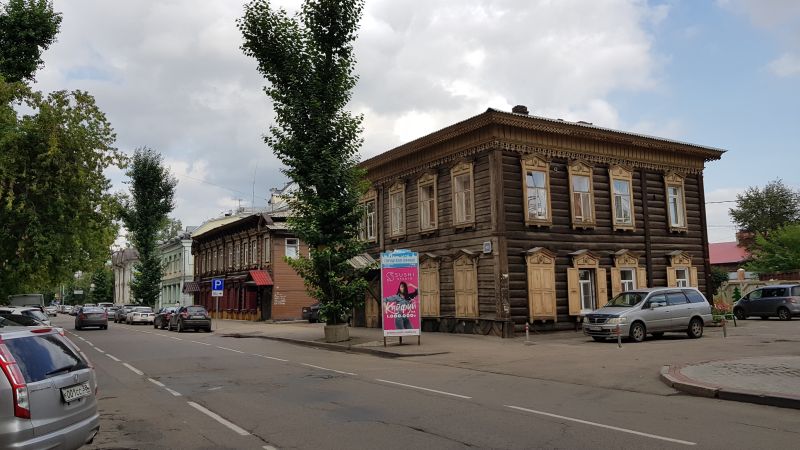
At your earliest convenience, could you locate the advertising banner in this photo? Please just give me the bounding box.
[380,249,421,337]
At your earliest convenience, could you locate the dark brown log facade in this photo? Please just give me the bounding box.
[359,108,724,337]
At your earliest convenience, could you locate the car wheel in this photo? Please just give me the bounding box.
[75,325,81,330]
[629,322,646,342]
[651,332,664,339]
[205,327,212,333]
[103,325,108,330]
[177,320,183,333]
[591,336,605,342]
[760,316,769,320]
[778,307,791,321]
[734,308,746,320]
[153,321,159,329]
[687,317,704,339]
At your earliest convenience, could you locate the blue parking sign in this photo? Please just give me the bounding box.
[212,278,224,297]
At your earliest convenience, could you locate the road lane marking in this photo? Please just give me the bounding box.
[190,340,213,346]
[504,405,696,446]
[93,347,104,353]
[122,363,144,376]
[106,354,121,362]
[148,378,165,387]
[169,336,183,341]
[301,363,357,376]
[216,346,244,353]
[252,354,288,362]
[77,336,86,341]
[165,387,182,397]
[263,446,277,450]
[84,341,93,346]
[208,386,223,391]
[187,401,249,436]
[375,379,471,399]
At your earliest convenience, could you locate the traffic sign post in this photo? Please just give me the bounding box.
[211,278,224,331]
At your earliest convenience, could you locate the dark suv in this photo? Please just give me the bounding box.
[0,327,99,448]
[168,305,211,332]
[734,284,800,320]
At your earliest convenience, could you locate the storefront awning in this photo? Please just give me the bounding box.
[183,281,202,293]
[248,270,274,286]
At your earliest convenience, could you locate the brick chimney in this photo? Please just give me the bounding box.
[511,105,529,115]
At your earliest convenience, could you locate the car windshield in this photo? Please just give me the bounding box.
[82,307,104,313]
[134,307,153,313]
[26,309,49,321]
[606,292,646,307]
[187,306,206,314]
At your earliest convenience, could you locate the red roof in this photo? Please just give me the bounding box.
[248,270,273,286]
[709,242,749,265]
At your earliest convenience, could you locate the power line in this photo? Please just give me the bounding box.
[175,172,269,200]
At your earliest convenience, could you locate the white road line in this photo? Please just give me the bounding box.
[93,347,104,353]
[375,379,471,399]
[106,354,121,362]
[301,363,357,376]
[140,330,153,334]
[208,386,223,391]
[216,346,244,353]
[505,405,696,446]
[148,378,165,387]
[122,363,144,376]
[187,401,249,436]
[190,340,213,346]
[169,336,183,341]
[252,354,288,362]
[263,446,277,450]
[84,341,93,346]
[164,387,182,397]
[77,336,86,341]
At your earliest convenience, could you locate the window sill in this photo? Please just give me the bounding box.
[668,226,688,233]
[389,234,406,242]
[453,222,476,231]
[571,223,596,230]
[613,225,635,232]
[525,220,552,228]
[419,228,438,237]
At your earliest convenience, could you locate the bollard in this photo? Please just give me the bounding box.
[722,317,727,338]
[617,323,622,348]
[524,322,534,345]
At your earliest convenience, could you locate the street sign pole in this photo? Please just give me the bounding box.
[211,278,224,332]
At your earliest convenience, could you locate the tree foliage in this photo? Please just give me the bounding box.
[157,217,183,243]
[709,266,729,298]
[239,0,368,324]
[121,148,176,307]
[0,0,62,83]
[88,266,113,304]
[745,224,800,274]
[0,82,122,293]
[729,179,800,243]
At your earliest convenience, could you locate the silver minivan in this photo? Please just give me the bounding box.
[583,287,713,342]
[0,327,99,449]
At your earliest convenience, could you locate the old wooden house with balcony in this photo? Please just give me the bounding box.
[358,105,724,337]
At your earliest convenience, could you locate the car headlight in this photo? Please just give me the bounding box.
[606,317,627,324]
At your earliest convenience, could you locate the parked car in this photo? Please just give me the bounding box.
[302,303,320,323]
[0,314,43,327]
[45,304,59,317]
[583,287,712,342]
[733,284,800,321]
[97,302,114,311]
[126,307,155,325]
[168,305,211,332]
[59,304,74,314]
[113,304,138,323]
[75,307,108,330]
[154,307,177,329]
[0,327,100,448]
[69,306,80,316]
[0,306,51,326]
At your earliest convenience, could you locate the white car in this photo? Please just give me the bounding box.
[0,306,51,326]
[60,304,74,314]
[126,307,155,325]
[45,305,59,317]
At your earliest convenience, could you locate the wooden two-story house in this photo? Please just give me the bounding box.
[359,106,724,337]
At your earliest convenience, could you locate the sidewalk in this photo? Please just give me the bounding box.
[209,318,800,404]
[661,356,800,409]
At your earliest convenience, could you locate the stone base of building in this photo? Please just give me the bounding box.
[420,317,514,338]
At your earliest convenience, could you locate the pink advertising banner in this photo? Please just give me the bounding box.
[380,250,420,337]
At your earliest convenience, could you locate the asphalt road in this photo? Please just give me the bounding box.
[52,315,800,450]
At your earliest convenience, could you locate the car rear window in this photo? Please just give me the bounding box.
[666,292,688,305]
[187,306,207,314]
[793,286,800,296]
[4,334,89,383]
[762,287,787,298]
[133,307,153,313]
[683,290,708,304]
[24,310,48,322]
[82,307,104,313]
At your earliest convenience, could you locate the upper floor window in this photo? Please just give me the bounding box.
[263,237,270,263]
[389,181,405,237]
[521,155,551,226]
[451,161,474,226]
[417,172,438,232]
[664,172,687,231]
[251,240,257,265]
[609,165,634,230]
[228,245,233,269]
[285,238,300,259]
[243,242,249,266]
[359,189,377,242]
[234,242,241,269]
[569,161,595,228]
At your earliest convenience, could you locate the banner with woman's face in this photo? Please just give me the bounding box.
[381,250,421,336]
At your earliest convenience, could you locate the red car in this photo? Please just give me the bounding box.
[153,307,177,329]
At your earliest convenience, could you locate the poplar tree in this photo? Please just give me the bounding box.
[239,0,368,324]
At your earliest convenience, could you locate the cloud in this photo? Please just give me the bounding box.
[704,187,747,243]
[768,53,800,77]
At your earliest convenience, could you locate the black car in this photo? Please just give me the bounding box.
[154,307,177,329]
[302,303,320,323]
[168,305,211,332]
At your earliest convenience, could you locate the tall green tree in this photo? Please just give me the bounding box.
[239,0,368,324]
[0,82,122,293]
[729,179,800,244]
[0,0,62,83]
[157,217,183,243]
[746,224,800,274]
[121,148,176,307]
[88,265,113,304]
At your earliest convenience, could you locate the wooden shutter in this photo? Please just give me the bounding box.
[454,257,478,318]
[567,268,581,316]
[420,263,440,316]
[527,264,556,321]
[596,268,608,308]
[637,267,648,289]
[610,267,621,298]
[690,267,699,288]
[666,267,677,287]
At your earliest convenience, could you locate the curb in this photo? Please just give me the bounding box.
[660,364,800,409]
[222,333,450,359]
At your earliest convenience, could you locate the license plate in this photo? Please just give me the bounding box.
[61,381,91,403]
[589,326,602,331]
[191,315,205,319]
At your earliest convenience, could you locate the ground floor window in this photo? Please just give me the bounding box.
[620,268,636,292]
[579,269,595,312]
[675,267,689,287]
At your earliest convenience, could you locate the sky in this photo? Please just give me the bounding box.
[31,0,800,244]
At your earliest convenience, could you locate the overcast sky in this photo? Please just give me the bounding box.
[32,0,800,243]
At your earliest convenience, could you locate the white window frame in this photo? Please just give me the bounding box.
[664,172,687,232]
[675,267,689,287]
[359,189,378,243]
[251,240,257,265]
[568,161,595,228]
[609,165,635,231]
[578,269,596,313]
[451,161,475,227]
[521,155,552,226]
[418,173,438,232]
[619,268,636,292]
[263,237,270,263]
[285,238,300,259]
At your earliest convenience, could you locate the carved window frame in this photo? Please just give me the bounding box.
[664,172,688,233]
[417,172,438,233]
[667,251,698,288]
[451,161,475,227]
[521,155,552,227]
[568,160,596,229]
[609,165,635,231]
[388,181,406,238]
[359,189,378,243]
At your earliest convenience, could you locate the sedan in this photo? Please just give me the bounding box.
[168,305,211,332]
[114,304,137,323]
[75,307,108,330]
[126,307,155,325]
[154,307,177,329]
